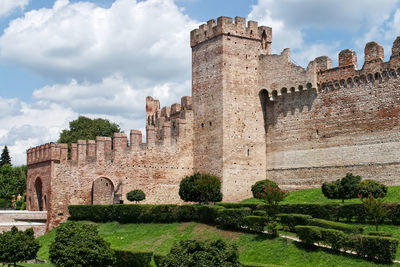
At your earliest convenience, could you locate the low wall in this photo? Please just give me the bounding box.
[0,210,47,237]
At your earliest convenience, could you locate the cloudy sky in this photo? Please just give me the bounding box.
[0,0,400,165]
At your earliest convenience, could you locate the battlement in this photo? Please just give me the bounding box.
[313,37,400,91]
[27,143,68,165]
[190,16,272,49]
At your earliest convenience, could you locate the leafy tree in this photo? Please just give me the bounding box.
[358,180,388,199]
[161,239,240,267]
[49,221,115,267]
[179,173,222,204]
[0,145,11,168]
[0,226,39,267]
[58,116,121,146]
[321,173,361,203]
[0,164,26,203]
[251,179,288,218]
[126,189,146,203]
[362,195,388,231]
[251,179,278,199]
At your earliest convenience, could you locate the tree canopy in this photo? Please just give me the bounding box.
[179,173,222,204]
[0,146,11,168]
[58,116,121,146]
[0,226,39,266]
[322,173,362,202]
[0,164,26,202]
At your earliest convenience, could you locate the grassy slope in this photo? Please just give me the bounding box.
[33,221,400,267]
[241,185,400,204]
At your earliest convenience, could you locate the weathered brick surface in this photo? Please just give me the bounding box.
[26,16,400,232]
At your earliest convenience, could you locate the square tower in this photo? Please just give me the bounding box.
[191,16,272,201]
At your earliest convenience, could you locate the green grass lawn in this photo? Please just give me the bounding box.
[30,221,400,267]
[241,185,400,204]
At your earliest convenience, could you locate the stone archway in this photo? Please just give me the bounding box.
[91,177,115,205]
[34,177,43,211]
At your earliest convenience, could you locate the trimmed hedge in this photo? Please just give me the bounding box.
[295,225,399,263]
[348,235,399,263]
[367,231,392,237]
[69,204,222,224]
[218,202,400,224]
[216,208,252,230]
[245,216,267,233]
[277,213,312,232]
[153,254,167,267]
[308,218,363,234]
[113,250,153,267]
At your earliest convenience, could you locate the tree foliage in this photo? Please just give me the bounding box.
[0,164,26,202]
[0,145,11,168]
[126,189,146,203]
[322,173,362,203]
[0,226,39,266]
[362,195,389,231]
[251,179,278,199]
[58,116,121,146]
[251,179,288,218]
[161,239,240,267]
[179,173,222,204]
[49,221,115,267]
[358,180,388,199]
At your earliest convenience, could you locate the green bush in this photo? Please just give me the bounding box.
[161,239,240,267]
[277,203,339,221]
[126,189,146,203]
[251,179,278,199]
[49,221,115,267]
[337,203,366,222]
[319,228,347,251]
[0,227,39,266]
[277,213,312,232]
[245,216,267,233]
[179,173,222,204]
[252,210,267,217]
[358,180,388,199]
[216,208,252,230]
[113,250,153,267]
[367,231,392,237]
[308,218,363,234]
[322,173,361,203]
[348,235,399,263]
[198,205,224,223]
[295,225,321,246]
[177,205,199,222]
[154,253,167,267]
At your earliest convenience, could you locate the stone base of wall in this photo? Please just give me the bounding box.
[267,162,400,191]
[0,210,47,237]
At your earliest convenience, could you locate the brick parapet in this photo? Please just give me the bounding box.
[190,16,272,51]
[27,142,67,166]
[27,109,193,167]
[315,38,400,91]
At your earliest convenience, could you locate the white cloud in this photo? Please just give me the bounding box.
[32,74,191,116]
[248,0,400,66]
[0,100,77,165]
[0,0,197,86]
[0,0,198,165]
[0,0,29,17]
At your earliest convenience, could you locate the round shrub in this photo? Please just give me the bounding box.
[127,189,146,203]
[358,180,388,199]
[179,173,222,204]
[251,179,278,199]
[322,173,361,203]
[49,221,115,267]
[161,239,240,267]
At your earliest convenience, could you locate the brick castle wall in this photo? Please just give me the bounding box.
[26,16,400,232]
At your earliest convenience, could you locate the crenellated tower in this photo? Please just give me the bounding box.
[191,16,272,201]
